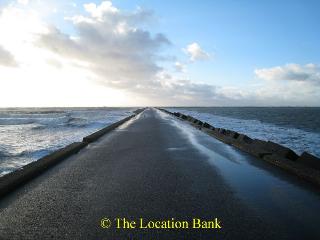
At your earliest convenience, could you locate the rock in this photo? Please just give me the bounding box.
[163,109,171,114]
[252,139,268,148]
[298,152,320,170]
[174,112,181,117]
[214,128,220,134]
[180,114,188,120]
[247,140,272,158]
[203,122,211,128]
[230,131,240,139]
[219,128,227,135]
[237,134,253,144]
[133,108,143,114]
[248,140,298,161]
[225,130,238,137]
[264,141,298,161]
[197,121,203,126]
[187,116,195,122]
[209,128,218,135]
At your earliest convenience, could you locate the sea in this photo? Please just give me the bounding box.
[0,108,135,177]
[0,107,319,177]
[168,107,320,159]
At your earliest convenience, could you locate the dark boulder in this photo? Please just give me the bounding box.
[173,112,181,117]
[215,128,220,133]
[180,114,188,120]
[264,141,298,161]
[237,134,253,144]
[249,140,273,158]
[219,128,227,135]
[252,139,269,148]
[231,131,240,139]
[187,116,195,122]
[298,152,320,170]
[225,130,235,136]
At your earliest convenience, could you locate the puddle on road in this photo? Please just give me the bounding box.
[166,147,187,151]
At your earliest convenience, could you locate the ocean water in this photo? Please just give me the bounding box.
[0,108,135,177]
[167,107,320,158]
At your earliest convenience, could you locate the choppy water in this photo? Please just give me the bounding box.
[167,107,320,158]
[0,108,135,177]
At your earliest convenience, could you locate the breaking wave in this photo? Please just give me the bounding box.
[0,108,136,177]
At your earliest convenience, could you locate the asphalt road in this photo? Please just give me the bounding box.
[1,108,320,240]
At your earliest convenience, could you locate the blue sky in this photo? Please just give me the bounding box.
[59,0,320,85]
[128,0,320,84]
[0,0,319,106]
[143,1,320,84]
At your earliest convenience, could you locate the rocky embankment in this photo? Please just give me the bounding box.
[158,108,320,188]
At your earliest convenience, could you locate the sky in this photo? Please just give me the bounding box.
[0,0,319,107]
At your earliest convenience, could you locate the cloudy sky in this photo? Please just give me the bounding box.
[0,0,319,107]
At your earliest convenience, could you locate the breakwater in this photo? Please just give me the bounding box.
[158,108,320,187]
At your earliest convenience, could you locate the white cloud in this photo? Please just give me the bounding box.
[38,1,222,103]
[0,1,319,106]
[84,1,118,20]
[255,63,320,84]
[174,61,185,72]
[242,63,320,106]
[185,42,210,61]
[0,1,223,106]
[17,0,29,5]
[0,45,17,67]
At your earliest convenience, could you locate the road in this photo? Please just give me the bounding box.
[1,108,320,239]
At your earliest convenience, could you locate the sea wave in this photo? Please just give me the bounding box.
[0,115,69,126]
[65,116,90,128]
[0,115,92,128]
[0,150,10,159]
[17,149,52,160]
[168,108,320,158]
[0,108,136,177]
[0,118,36,125]
[0,145,13,158]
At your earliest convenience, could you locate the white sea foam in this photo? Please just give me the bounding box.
[0,108,135,176]
[167,108,320,158]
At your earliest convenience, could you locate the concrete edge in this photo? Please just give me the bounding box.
[83,108,146,143]
[156,108,320,188]
[83,115,134,143]
[0,108,146,198]
[0,142,87,198]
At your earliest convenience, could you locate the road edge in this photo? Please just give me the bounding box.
[0,108,146,198]
[157,108,320,188]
